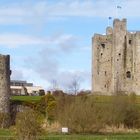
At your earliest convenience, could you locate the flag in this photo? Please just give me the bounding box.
[108,17,112,20]
[117,5,122,9]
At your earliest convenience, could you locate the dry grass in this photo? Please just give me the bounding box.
[43,121,61,133]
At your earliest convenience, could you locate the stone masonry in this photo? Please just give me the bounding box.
[92,18,140,95]
[0,55,10,112]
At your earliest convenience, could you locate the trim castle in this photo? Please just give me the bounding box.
[0,55,10,113]
[92,19,140,95]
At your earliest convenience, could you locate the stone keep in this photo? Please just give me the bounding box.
[0,55,10,112]
[92,18,140,95]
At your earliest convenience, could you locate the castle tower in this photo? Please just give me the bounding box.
[92,19,139,95]
[112,19,127,93]
[0,55,10,113]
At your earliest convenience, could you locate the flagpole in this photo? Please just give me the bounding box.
[116,5,118,18]
[108,17,111,26]
[116,5,122,19]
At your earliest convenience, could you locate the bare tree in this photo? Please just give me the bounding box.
[49,79,59,92]
[68,75,81,95]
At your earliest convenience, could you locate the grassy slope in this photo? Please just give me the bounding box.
[11,96,42,103]
[11,95,140,104]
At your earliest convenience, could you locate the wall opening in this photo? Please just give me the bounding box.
[129,40,132,45]
[101,53,103,56]
[126,71,131,78]
[105,71,107,76]
[101,43,105,48]
[119,53,121,56]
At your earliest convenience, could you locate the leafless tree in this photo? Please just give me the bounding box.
[49,79,59,92]
[68,75,81,95]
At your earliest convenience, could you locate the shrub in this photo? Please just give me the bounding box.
[15,108,42,140]
[56,96,105,133]
[0,113,10,128]
[55,93,140,133]
[36,93,56,123]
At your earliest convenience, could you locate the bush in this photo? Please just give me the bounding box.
[38,90,45,96]
[56,96,105,133]
[36,93,56,123]
[15,108,42,140]
[0,113,10,128]
[55,93,140,133]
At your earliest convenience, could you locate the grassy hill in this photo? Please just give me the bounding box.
[11,96,42,104]
[11,94,140,104]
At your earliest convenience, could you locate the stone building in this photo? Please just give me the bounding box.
[0,55,10,112]
[92,18,140,95]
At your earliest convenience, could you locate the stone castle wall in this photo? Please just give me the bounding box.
[92,19,140,95]
[0,55,10,112]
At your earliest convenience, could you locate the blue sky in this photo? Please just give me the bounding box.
[1,0,140,91]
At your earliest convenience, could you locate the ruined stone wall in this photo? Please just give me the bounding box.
[0,55,10,113]
[122,32,135,92]
[92,18,140,95]
[133,32,140,94]
[92,33,113,94]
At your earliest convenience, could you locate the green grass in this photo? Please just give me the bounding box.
[39,134,140,140]
[0,129,12,136]
[10,95,140,104]
[11,96,42,103]
[0,129,15,140]
[0,129,139,140]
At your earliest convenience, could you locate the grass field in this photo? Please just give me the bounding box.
[11,94,140,104]
[0,128,140,140]
[11,95,42,103]
[10,95,140,109]
[0,134,140,140]
[39,134,140,140]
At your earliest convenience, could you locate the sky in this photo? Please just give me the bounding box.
[1,0,140,91]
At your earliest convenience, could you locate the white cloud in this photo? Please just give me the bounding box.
[56,70,91,90]
[0,33,48,47]
[25,45,91,90]
[10,66,49,89]
[11,69,24,80]
[45,0,140,18]
[0,1,47,24]
[0,33,78,49]
[0,0,140,25]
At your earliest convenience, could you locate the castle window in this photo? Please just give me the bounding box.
[101,53,103,56]
[126,71,131,78]
[129,40,132,45]
[101,43,105,48]
[119,53,121,56]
